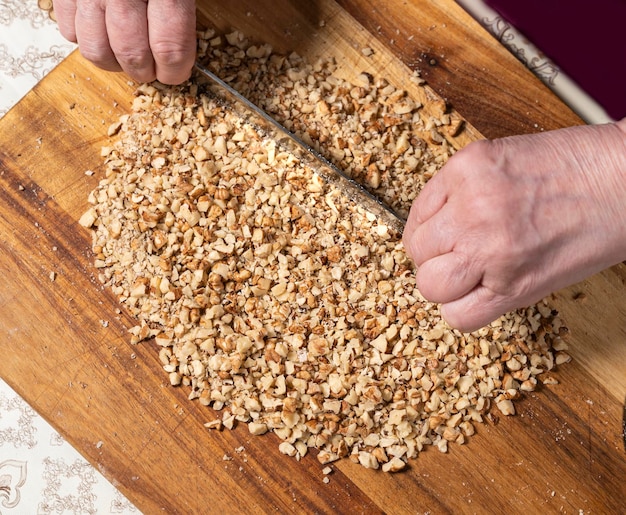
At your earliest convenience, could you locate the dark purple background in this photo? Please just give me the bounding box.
[486,0,626,120]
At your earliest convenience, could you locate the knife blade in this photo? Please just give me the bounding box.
[193,62,406,234]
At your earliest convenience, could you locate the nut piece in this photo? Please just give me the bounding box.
[279,442,297,457]
[248,422,268,435]
[79,208,97,228]
[382,457,406,473]
[496,399,516,416]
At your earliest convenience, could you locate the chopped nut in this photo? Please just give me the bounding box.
[496,399,515,416]
[204,419,222,430]
[107,121,122,137]
[78,208,97,228]
[279,442,297,457]
[446,113,465,137]
[555,352,572,366]
[317,451,340,465]
[82,28,569,475]
[248,422,268,435]
[382,457,406,473]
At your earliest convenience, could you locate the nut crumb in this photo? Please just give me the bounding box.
[204,419,222,430]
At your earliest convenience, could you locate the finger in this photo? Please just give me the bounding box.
[403,201,456,266]
[75,0,120,72]
[53,0,78,42]
[403,162,451,265]
[106,0,155,83]
[404,170,448,236]
[439,286,511,333]
[147,0,196,85]
[414,251,483,304]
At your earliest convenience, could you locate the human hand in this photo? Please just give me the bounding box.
[403,119,626,332]
[53,0,196,85]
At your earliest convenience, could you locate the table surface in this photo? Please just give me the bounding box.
[0,1,626,509]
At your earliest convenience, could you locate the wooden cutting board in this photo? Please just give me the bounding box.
[1,1,624,513]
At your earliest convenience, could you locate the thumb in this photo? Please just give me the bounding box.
[439,286,512,333]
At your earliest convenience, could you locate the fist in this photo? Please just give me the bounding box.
[53,0,197,85]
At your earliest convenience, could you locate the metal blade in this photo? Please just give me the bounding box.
[193,62,406,234]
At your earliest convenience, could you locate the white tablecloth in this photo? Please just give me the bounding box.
[0,1,612,514]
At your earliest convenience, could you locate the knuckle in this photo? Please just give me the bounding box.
[78,45,101,63]
[509,273,538,302]
[114,48,152,70]
[454,139,500,176]
[151,41,192,67]
[464,138,495,158]
[79,46,115,68]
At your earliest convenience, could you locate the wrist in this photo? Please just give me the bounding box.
[578,121,626,264]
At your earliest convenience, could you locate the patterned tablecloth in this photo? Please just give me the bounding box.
[0,3,138,514]
[0,1,613,514]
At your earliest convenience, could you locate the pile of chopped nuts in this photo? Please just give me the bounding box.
[81,30,570,472]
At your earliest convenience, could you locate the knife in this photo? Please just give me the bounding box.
[193,62,406,234]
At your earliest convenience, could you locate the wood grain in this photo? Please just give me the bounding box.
[195,0,483,148]
[335,0,585,139]
[1,1,624,513]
